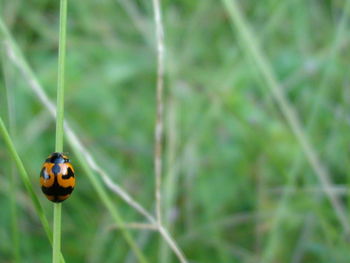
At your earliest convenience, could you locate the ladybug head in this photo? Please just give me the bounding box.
[46,152,69,163]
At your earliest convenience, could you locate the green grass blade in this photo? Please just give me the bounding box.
[53,203,62,263]
[55,0,67,153]
[53,0,68,262]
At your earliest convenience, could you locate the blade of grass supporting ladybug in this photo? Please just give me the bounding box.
[53,0,68,262]
[71,147,148,263]
[2,52,20,263]
[55,0,67,154]
[0,117,66,263]
[52,204,62,263]
[221,0,350,234]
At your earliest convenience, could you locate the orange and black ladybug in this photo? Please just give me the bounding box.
[40,152,75,202]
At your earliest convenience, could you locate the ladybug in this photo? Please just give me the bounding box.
[40,152,75,203]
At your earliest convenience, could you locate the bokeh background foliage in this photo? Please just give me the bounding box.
[1,0,350,262]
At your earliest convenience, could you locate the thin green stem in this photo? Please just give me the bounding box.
[53,204,62,263]
[55,0,67,153]
[53,0,68,262]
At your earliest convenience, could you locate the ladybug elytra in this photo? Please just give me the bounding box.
[40,152,75,203]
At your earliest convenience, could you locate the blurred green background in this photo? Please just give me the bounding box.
[1,0,350,262]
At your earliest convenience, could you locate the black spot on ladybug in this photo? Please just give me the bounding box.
[40,167,45,177]
[41,175,73,196]
[42,185,73,196]
[62,167,74,179]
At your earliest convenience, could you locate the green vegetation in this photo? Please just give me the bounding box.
[0,0,350,262]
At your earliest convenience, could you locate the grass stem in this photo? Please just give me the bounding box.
[53,0,68,262]
[55,0,67,153]
[53,204,62,263]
